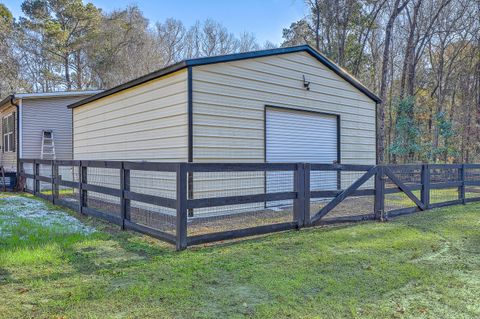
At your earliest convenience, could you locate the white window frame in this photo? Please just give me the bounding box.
[3,113,15,153]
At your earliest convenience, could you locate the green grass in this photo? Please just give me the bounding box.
[39,188,75,196]
[1,193,479,318]
[386,188,459,207]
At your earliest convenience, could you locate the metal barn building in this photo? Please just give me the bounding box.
[69,45,380,216]
[0,91,100,173]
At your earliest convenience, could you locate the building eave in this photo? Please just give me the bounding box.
[0,95,14,109]
[15,90,103,99]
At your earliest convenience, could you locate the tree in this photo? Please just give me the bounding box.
[377,0,410,163]
[87,5,162,88]
[0,4,26,97]
[19,0,101,90]
[155,18,186,66]
[389,96,424,162]
[432,111,458,162]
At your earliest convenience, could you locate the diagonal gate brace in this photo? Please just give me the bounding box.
[311,166,377,224]
[384,166,425,210]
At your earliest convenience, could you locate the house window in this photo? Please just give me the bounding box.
[2,113,15,153]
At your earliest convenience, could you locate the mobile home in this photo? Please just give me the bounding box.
[0,91,101,173]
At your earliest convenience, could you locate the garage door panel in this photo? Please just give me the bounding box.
[266,108,338,199]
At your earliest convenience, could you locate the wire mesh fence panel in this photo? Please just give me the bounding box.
[384,191,418,212]
[86,191,121,217]
[130,170,176,199]
[129,201,176,234]
[323,195,374,220]
[129,170,177,234]
[85,167,121,217]
[430,167,460,183]
[57,165,80,205]
[191,171,268,216]
[465,167,480,199]
[38,163,52,185]
[429,167,460,204]
[22,163,34,175]
[387,165,422,184]
[430,188,459,204]
[86,167,120,188]
[39,181,52,196]
[187,204,294,236]
[21,163,35,192]
[384,166,422,213]
[339,170,375,190]
[309,170,375,220]
[25,178,34,192]
[38,163,52,178]
[38,163,52,195]
[58,165,78,182]
[465,186,480,199]
[187,170,295,236]
[310,170,375,195]
[465,167,480,182]
[266,170,293,207]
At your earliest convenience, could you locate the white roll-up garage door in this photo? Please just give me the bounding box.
[266,108,338,196]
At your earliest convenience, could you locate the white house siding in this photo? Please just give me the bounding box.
[0,103,17,172]
[21,96,87,160]
[72,70,188,220]
[190,51,377,214]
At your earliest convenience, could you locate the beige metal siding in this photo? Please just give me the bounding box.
[192,51,376,165]
[21,96,88,160]
[0,104,17,172]
[73,70,189,161]
[190,52,376,215]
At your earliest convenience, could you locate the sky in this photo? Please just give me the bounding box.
[2,0,308,45]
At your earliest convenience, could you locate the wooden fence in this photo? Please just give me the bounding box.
[18,159,480,250]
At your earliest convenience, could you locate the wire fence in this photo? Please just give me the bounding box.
[19,160,480,250]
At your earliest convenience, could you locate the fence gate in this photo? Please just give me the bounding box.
[382,165,427,217]
[308,164,378,225]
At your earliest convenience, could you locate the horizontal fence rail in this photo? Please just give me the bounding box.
[18,159,480,250]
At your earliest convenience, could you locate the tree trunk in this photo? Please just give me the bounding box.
[64,54,71,90]
[378,0,410,164]
[400,0,422,99]
[75,51,83,89]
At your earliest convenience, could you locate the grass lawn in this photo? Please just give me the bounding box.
[0,193,479,318]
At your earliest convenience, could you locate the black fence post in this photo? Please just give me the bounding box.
[374,165,385,220]
[18,160,24,191]
[78,161,83,213]
[293,163,305,228]
[421,164,430,209]
[304,163,311,227]
[176,163,188,250]
[79,161,88,214]
[54,161,59,202]
[51,160,56,204]
[459,164,466,204]
[33,160,39,196]
[120,162,131,230]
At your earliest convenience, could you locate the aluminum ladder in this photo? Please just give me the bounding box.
[40,130,56,160]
